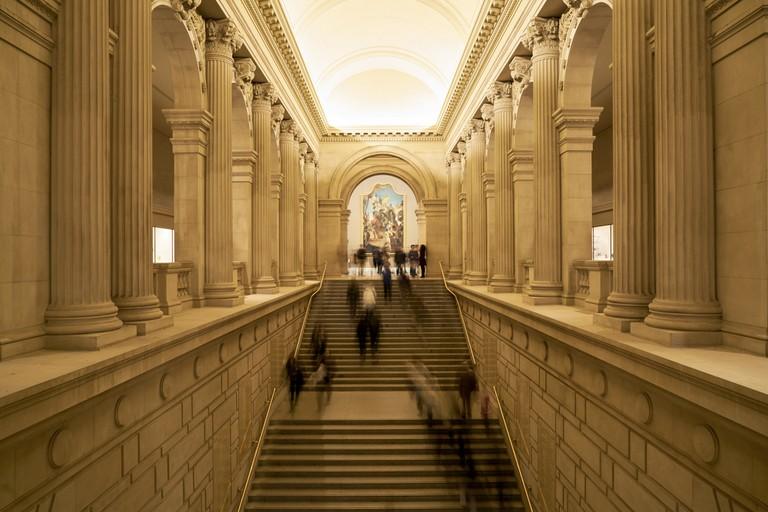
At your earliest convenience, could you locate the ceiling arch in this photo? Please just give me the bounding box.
[281,0,484,130]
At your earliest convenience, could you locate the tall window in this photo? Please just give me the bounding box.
[592,224,613,261]
[152,227,174,263]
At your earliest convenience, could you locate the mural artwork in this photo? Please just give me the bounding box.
[362,183,405,252]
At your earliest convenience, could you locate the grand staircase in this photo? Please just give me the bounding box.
[242,278,526,511]
[298,278,470,391]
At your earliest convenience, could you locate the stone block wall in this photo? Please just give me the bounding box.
[0,291,311,512]
[452,287,768,512]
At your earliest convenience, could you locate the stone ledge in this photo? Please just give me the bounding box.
[447,281,768,437]
[0,283,317,440]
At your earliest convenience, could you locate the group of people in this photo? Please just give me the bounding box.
[347,279,382,359]
[352,243,428,278]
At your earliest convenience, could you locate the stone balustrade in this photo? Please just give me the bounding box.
[234,261,249,295]
[573,259,613,313]
[153,262,195,315]
[522,259,534,287]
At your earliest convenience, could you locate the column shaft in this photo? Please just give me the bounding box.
[278,123,303,286]
[203,20,242,306]
[110,0,169,333]
[304,155,320,279]
[600,0,655,329]
[634,0,721,344]
[523,18,563,304]
[489,92,515,291]
[464,121,488,285]
[46,0,135,348]
[232,151,256,295]
[447,154,463,279]
[251,87,279,293]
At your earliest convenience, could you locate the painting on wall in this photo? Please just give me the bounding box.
[362,183,405,252]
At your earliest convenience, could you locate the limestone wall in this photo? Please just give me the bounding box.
[0,288,314,512]
[450,284,768,512]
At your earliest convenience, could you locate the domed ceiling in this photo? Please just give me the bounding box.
[281,0,485,132]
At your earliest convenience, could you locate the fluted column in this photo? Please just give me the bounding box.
[523,17,563,305]
[487,82,516,292]
[482,104,496,287]
[45,0,136,348]
[304,152,320,279]
[464,120,488,285]
[109,0,170,333]
[203,19,242,306]
[270,104,285,286]
[278,121,303,286]
[598,0,655,331]
[458,141,468,280]
[633,0,721,345]
[250,84,279,293]
[447,153,463,279]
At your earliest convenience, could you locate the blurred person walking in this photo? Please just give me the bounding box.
[408,244,419,277]
[419,244,427,278]
[382,261,393,302]
[285,355,304,412]
[458,362,478,419]
[395,249,406,275]
[346,278,360,318]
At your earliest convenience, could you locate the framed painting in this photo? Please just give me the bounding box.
[361,183,405,252]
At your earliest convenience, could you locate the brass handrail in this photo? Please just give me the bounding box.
[493,385,535,512]
[234,386,277,512]
[294,261,328,358]
[438,261,476,365]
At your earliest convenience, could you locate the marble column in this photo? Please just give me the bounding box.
[250,84,279,293]
[511,150,534,292]
[633,0,722,345]
[447,152,463,279]
[458,140,468,280]
[270,104,285,286]
[486,83,516,292]
[464,120,488,285]
[304,152,320,279]
[232,150,256,295]
[340,210,351,274]
[109,0,170,334]
[299,192,307,279]
[598,0,655,331]
[523,17,563,305]
[164,109,211,306]
[278,120,303,286]
[203,19,242,306]
[45,0,136,349]
[482,104,496,287]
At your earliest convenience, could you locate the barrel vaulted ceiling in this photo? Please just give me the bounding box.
[280,0,485,132]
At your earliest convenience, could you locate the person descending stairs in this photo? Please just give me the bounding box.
[243,277,526,511]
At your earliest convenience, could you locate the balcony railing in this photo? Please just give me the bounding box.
[573,259,613,312]
[152,261,195,315]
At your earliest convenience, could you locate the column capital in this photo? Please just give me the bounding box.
[486,81,514,103]
[522,17,560,56]
[464,118,485,141]
[280,119,299,138]
[205,19,242,57]
[510,56,532,86]
[234,58,256,100]
[305,151,317,165]
[446,151,461,168]
[171,0,201,18]
[299,142,309,161]
[253,82,278,106]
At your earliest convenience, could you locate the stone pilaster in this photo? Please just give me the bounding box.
[109,0,171,334]
[163,109,211,306]
[270,104,285,286]
[202,19,242,306]
[511,150,535,292]
[447,152,463,279]
[303,152,320,280]
[46,0,136,349]
[278,120,303,286]
[522,17,563,305]
[464,120,488,286]
[340,210,351,275]
[487,82,516,292]
[415,209,427,245]
[232,150,256,295]
[633,0,722,346]
[317,199,344,276]
[598,0,655,331]
[554,108,602,304]
[250,84,279,293]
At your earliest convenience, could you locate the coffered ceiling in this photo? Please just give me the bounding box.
[280,0,485,132]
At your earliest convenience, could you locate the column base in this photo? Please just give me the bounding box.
[204,282,243,307]
[279,273,305,287]
[304,270,320,281]
[252,277,279,294]
[523,281,562,305]
[463,272,488,286]
[447,267,463,280]
[129,314,174,336]
[488,276,516,293]
[45,325,137,351]
[594,313,636,333]
[630,322,722,347]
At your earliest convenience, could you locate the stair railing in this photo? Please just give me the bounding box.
[437,261,476,365]
[293,261,328,358]
[493,385,536,512]
[234,386,277,512]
